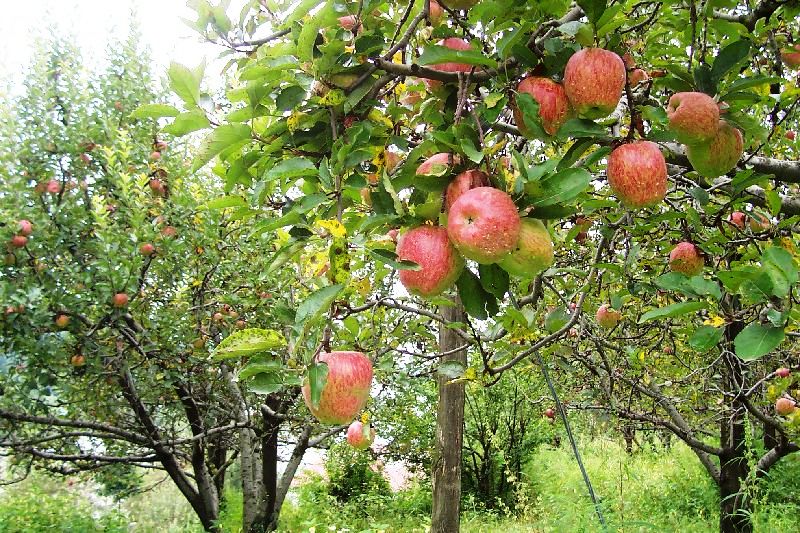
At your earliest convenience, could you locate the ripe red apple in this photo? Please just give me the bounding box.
[447,187,521,264]
[775,397,796,416]
[498,218,554,278]
[544,408,555,419]
[786,130,796,141]
[10,235,27,248]
[150,151,162,161]
[563,48,626,119]
[55,314,70,328]
[729,211,746,230]
[628,68,649,86]
[347,420,376,450]
[338,15,361,33]
[776,367,791,378]
[161,226,178,239]
[596,304,622,329]
[686,120,743,177]
[425,38,474,91]
[17,220,33,236]
[444,169,489,211]
[666,92,720,145]
[70,354,86,367]
[45,180,62,194]
[607,141,667,208]
[149,179,165,195]
[417,152,460,177]
[140,243,156,256]
[396,225,464,297]
[155,141,169,152]
[112,293,130,308]
[669,242,704,276]
[781,44,800,69]
[513,76,572,137]
[80,153,92,165]
[429,0,444,25]
[302,351,373,425]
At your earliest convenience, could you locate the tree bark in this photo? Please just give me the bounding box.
[267,424,313,531]
[431,297,467,533]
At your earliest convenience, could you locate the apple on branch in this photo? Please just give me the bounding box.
[686,120,743,178]
[513,76,572,137]
[424,38,474,91]
[396,225,464,298]
[596,304,622,329]
[447,187,521,264]
[347,420,376,450]
[563,47,626,119]
[302,351,373,425]
[444,169,489,212]
[666,92,720,145]
[669,242,704,276]
[606,141,667,208]
[498,218,554,278]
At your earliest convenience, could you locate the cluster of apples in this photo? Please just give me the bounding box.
[395,154,554,298]
[7,219,33,251]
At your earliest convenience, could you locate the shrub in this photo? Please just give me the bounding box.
[325,440,390,503]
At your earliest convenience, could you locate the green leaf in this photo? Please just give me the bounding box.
[264,158,319,182]
[638,301,706,324]
[734,324,785,361]
[689,326,724,352]
[251,211,303,236]
[295,284,343,325]
[527,168,592,207]
[556,119,608,140]
[130,103,180,119]
[203,195,248,210]
[417,45,496,69]
[577,0,607,24]
[456,269,498,320]
[213,328,287,360]
[249,372,285,395]
[238,359,283,380]
[711,39,751,86]
[368,248,421,271]
[557,138,596,170]
[163,111,211,136]
[762,247,798,285]
[693,63,715,95]
[438,360,466,379]
[192,124,252,172]
[307,361,329,408]
[515,93,548,139]
[478,263,509,299]
[168,61,204,107]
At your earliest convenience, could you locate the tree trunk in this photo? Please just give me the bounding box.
[259,395,282,532]
[431,298,467,533]
[267,424,313,531]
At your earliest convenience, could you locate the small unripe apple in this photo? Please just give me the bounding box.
[596,304,622,329]
[10,235,27,248]
[775,397,796,416]
[607,141,668,209]
[563,47,626,119]
[669,242,704,276]
[229,310,239,319]
[686,120,743,177]
[666,92,720,145]
[70,354,86,367]
[150,151,162,161]
[781,44,800,69]
[17,220,33,236]
[338,15,361,33]
[55,314,70,328]
[112,293,129,308]
[776,367,791,378]
[192,337,206,349]
[544,408,555,419]
[396,225,464,298]
[139,243,155,256]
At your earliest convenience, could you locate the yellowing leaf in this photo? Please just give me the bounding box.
[319,89,346,107]
[352,277,371,296]
[361,412,370,423]
[367,109,393,129]
[392,51,403,64]
[317,219,347,238]
[287,111,306,133]
[704,314,726,327]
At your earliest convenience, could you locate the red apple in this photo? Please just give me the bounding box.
[17,220,33,236]
[444,169,489,211]
[686,120,743,177]
[513,76,572,137]
[347,420,376,450]
[396,225,464,298]
[628,68,649,86]
[150,151,162,161]
[80,153,92,165]
[213,312,225,322]
[669,242,704,276]
[425,38,474,91]
[498,218,554,278]
[775,397,796,416]
[544,408,555,419]
[786,130,796,141]
[596,304,622,329]
[563,48,626,119]
[776,367,791,378]
[302,351,373,425]
[55,314,70,328]
[781,44,800,69]
[140,243,156,256]
[112,293,130,308]
[155,141,169,152]
[447,187,521,264]
[10,235,27,248]
[429,0,444,25]
[607,141,667,208]
[338,15,361,33]
[45,180,62,194]
[416,152,460,177]
[729,211,746,230]
[149,179,165,195]
[666,92,720,145]
[161,226,178,239]
[70,354,86,367]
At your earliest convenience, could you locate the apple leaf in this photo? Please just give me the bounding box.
[203,195,248,210]
[438,360,466,379]
[638,301,706,324]
[249,372,285,395]
[417,45,496,69]
[131,103,180,119]
[515,93,548,140]
[307,361,329,408]
[711,39,751,87]
[478,263,509,299]
[734,323,785,361]
[527,168,592,207]
[368,248,421,271]
[689,326,724,352]
[238,359,283,380]
[213,328,287,360]
[163,110,211,136]
[295,284,343,326]
[456,269,498,320]
[577,0,607,24]
[192,124,252,172]
[762,247,798,285]
[556,119,608,140]
[168,61,204,108]
[265,157,319,182]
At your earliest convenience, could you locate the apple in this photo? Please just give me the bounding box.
[425,38,474,90]
[347,420,376,450]
[45,180,62,194]
[775,397,796,416]
[606,141,667,208]
[396,225,464,297]
[213,312,225,322]
[80,153,92,165]
[596,304,622,329]
[338,15,361,33]
[781,44,800,69]
[112,293,129,308]
[140,243,156,256]
[259,291,272,299]
[563,47,626,119]
[544,408,555,419]
[729,211,746,230]
[439,0,479,9]
[17,220,33,236]
[149,179,165,195]
[55,314,70,328]
[155,141,168,152]
[786,130,796,141]
[387,229,399,243]
[447,187,521,264]
[236,319,246,329]
[416,152,460,177]
[498,218,554,278]
[150,151,162,161]
[10,235,27,248]
[628,68,649,86]
[302,351,373,425]
[669,242,704,276]
[70,354,86,367]
[444,169,489,211]
[429,0,444,25]
[513,76,572,137]
[749,212,770,232]
[686,120,743,177]
[114,101,123,111]
[161,226,178,239]
[776,367,791,378]
[666,92,720,145]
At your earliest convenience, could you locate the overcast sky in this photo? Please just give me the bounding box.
[0,0,226,91]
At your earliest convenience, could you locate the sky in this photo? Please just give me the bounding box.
[0,0,226,91]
